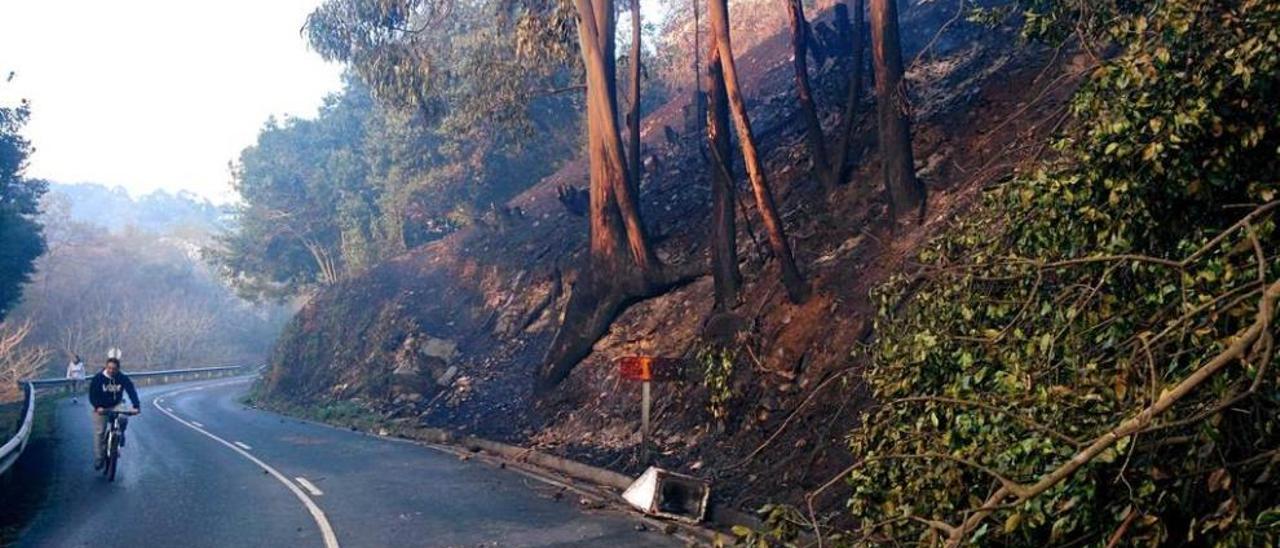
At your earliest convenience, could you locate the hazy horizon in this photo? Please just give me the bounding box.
[0,0,343,204]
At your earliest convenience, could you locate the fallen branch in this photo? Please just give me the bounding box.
[732,367,858,468]
[1104,506,1138,548]
[943,277,1280,546]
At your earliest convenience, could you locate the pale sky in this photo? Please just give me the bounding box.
[0,0,344,203]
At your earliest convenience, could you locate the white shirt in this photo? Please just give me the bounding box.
[66,361,86,380]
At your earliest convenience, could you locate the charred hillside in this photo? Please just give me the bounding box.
[263,0,1081,516]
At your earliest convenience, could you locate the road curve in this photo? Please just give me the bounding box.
[15,377,680,547]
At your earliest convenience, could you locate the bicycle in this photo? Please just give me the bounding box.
[100,409,139,482]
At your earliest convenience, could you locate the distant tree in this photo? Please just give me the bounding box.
[47,182,224,234]
[0,94,46,320]
[784,0,833,187]
[0,321,47,400]
[211,76,564,301]
[13,209,287,374]
[304,0,582,140]
[829,1,866,189]
[210,87,380,300]
[869,0,925,222]
[626,0,643,193]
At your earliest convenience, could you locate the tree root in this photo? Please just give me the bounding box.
[536,261,705,391]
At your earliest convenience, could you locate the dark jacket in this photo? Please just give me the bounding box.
[88,371,140,410]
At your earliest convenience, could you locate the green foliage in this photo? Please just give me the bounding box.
[698,345,737,421]
[305,0,449,114]
[0,93,46,320]
[253,393,380,432]
[847,0,1280,544]
[218,0,587,300]
[208,80,389,301]
[724,504,834,547]
[305,0,581,138]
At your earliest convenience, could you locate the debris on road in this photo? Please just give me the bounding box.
[622,467,709,523]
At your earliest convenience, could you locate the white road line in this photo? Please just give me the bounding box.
[295,477,325,496]
[153,381,340,548]
[234,441,253,450]
[190,421,204,428]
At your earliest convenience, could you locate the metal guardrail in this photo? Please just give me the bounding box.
[0,364,256,476]
[0,382,35,477]
[26,365,247,389]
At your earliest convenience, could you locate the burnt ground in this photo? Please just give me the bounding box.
[261,0,1088,526]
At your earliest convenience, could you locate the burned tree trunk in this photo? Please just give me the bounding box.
[707,39,741,311]
[830,0,866,184]
[785,1,866,191]
[577,0,655,270]
[833,2,854,53]
[692,0,705,130]
[628,0,643,193]
[869,0,925,222]
[538,0,703,390]
[706,0,810,304]
[784,0,835,191]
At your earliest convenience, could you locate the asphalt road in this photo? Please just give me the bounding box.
[14,377,681,547]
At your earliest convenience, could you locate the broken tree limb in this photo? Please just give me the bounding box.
[944,277,1280,546]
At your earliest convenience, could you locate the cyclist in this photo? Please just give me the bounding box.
[89,357,140,470]
[66,354,86,404]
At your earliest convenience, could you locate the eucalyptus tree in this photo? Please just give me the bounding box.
[705,36,740,310]
[533,0,713,389]
[706,0,809,303]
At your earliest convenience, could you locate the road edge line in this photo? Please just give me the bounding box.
[152,380,340,548]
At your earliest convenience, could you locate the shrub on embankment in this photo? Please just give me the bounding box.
[847,1,1280,544]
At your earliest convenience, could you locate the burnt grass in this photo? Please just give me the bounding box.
[262,0,1085,523]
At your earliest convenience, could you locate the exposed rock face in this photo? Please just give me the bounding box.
[391,334,458,401]
[419,336,458,363]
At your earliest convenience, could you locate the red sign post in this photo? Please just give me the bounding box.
[619,357,684,464]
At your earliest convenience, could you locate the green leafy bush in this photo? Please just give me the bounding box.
[699,346,738,422]
[847,1,1280,544]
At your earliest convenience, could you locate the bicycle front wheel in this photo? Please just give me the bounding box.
[104,431,118,482]
[105,454,118,482]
